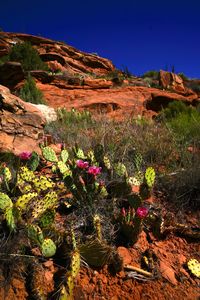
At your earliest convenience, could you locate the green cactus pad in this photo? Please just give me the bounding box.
[42,146,58,162]
[133,152,143,171]
[145,167,155,188]
[114,162,127,177]
[27,151,40,171]
[5,207,15,231]
[41,238,56,257]
[57,161,71,176]
[60,149,69,163]
[28,224,44,244]
[39,209,55,228]
[3,167,12,182]
[75,148,85,159]
[0,193,13,210]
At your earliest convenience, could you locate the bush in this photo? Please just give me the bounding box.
[9,42,48,71]
[19,74,46,105]
[142,70,159,80]
[157,101,200,147]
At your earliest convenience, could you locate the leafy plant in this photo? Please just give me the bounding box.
[9,41,48,71]
[19,73,46,104]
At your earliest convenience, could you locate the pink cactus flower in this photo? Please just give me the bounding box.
[19,151,32,160]
[136,207,149,218]
[121,207,126,217]
[76,160,89,169]
[88,166,102,176]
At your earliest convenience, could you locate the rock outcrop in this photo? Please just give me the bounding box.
[0,85,45,154]
[0,32,115,77]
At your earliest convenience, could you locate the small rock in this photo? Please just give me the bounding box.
[117,247,132,265]
[159,260,178,285]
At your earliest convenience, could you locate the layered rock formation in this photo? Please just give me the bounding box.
[0,32,200,154]
[0,85,45,154]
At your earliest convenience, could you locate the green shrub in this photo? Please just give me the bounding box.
[157,101,200,147]
[9,42,48,71]
[19,74,46,104]
[142,70,159,80]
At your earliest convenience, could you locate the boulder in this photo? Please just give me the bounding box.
[0,62,24,89]
[0,85,45,155]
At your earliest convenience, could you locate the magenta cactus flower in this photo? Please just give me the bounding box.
[121,207,126,218]
[76,159,89,169]
[19,151,32,160]
[136,207,149,219]
[88,166,102,176]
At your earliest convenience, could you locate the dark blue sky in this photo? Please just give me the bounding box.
[1,0,200,78]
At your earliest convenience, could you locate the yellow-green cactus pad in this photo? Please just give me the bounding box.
[70,250,80,279]
[33,176,55,192]
[187,259,200,278]
[0,192,13,210]
[3,167,12,182]
[15,192,38,211]
[18,166,36,182]
[41,238,56,257]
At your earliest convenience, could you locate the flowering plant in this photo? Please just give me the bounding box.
[19,151,32,160]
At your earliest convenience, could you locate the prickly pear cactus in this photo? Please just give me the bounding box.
[70,250,80,279]
[27,151,40,171]
[57,161,71,176]
[74,147,85,159]
[39,209,55,228]
[133,152,143,171]
[3,166,12,182]
[5,207,15,231]
[93,214,102,240]
[60,149,69,163]
[28,224,44,244]
[41,238,56,257]
[32,176,55,192]
[17,166,36,183]
[15,192,38,212]
[145,167,155,188]
[114,162,127,177]
[42,146,58,162]
[103,156,111,169]
[31,191,58,219]
[0,192,13,210]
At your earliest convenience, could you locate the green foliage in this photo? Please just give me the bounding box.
[19,74,46,104]
[142,70,159,80]
[9,41,48,71]
[158,101,200,146]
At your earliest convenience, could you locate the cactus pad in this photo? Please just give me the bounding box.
[114,162,127,177]
[42,146,58,162]
[0,192,13,210]
[70,250,80,279]
[145,167,155,188]
[3,167,12,182]
[41,238,56,257]
[60,149,69,163]
[187,259,200,278]
[15,192,38,211]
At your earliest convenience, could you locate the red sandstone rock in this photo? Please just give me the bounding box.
[0,85,45,154]
[117,247,132,265]
[0,32,115,76]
